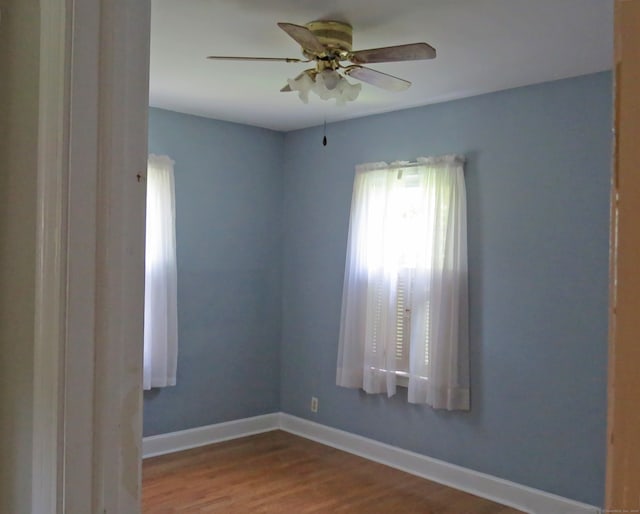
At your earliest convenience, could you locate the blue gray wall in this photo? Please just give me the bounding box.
[144,108,284,436]
[144,72,611,507]
[280,72,611,507]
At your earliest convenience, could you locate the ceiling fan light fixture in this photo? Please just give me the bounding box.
[287,70,361,106]
[287,72,315,103]
[318,69,340,90]
[334,77,361,106]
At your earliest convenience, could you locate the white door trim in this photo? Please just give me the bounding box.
[32,1,151,512]
[91,1,151,511]
[32,0,70,511]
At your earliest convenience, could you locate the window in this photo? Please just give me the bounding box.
[336,155,469,410]
[144,155,178,390]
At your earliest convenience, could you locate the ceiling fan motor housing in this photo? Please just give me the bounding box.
[305,20,353,56]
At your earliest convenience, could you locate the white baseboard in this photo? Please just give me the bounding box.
[142,413,280,458]
[279,414,600,514]
[143,412,600,514]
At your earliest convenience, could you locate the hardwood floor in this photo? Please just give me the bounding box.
[143,430,524,513]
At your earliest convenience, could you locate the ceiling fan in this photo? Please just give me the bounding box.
[207,20,436,105]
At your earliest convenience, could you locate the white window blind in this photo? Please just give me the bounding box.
[395,273,410,374]
[144,154,178,390]
[336,155,469,410]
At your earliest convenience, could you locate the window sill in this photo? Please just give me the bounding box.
[371,367,410,388]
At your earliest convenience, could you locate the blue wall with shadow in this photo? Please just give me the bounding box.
[144,108,284,435]
[279,72,611,506]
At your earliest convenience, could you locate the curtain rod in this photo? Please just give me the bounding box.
[391,155,465,167]
[358,155,465,171]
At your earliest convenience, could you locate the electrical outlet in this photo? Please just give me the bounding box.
[310,396,319,413]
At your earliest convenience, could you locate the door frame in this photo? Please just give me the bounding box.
[32,0,151,511]
[606,0,640,508]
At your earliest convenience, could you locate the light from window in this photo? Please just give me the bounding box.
[336,156,470,410]
[143,154,178,390]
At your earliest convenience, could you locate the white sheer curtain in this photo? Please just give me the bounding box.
[144,154,178,390]
[336,155,469,410]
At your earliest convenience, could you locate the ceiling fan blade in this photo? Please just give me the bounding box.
[277,22,326,54]
[343,66,411,92]
[207,55,305,63]
[350,43,436,64]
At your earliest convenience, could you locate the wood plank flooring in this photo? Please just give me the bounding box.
[143,430,524,513]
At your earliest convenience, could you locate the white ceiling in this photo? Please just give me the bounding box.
[149,0,613,132]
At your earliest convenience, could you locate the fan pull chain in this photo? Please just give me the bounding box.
[322,118,327,146]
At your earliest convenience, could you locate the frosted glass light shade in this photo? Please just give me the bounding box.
[287,70,361,105]
[318,69,340,91]
[287,73,315,103]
